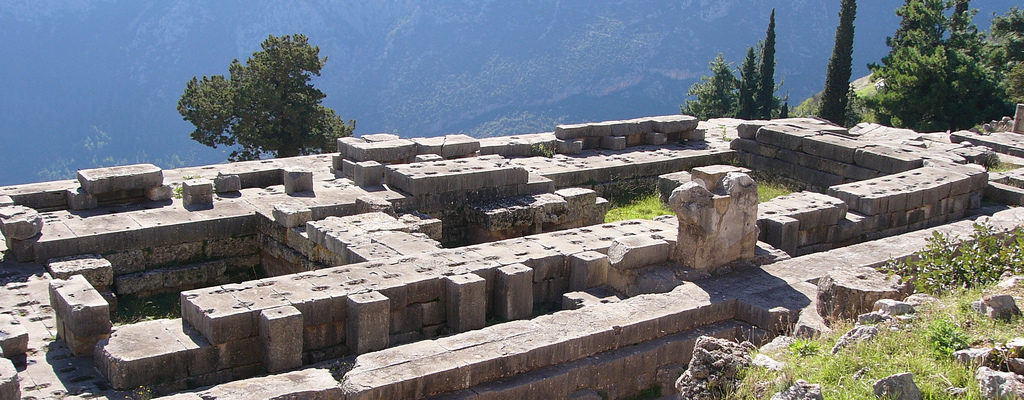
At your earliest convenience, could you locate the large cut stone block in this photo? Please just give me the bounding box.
[77,163,163,195]
[272,203,312,228]
[569,251,610,290]
[259,305,303,373]
[816,267,911,321]
[47,254,114,289]
[853,145,922,173]
[182,178,214,206]
[670,172,759,272]
[1014,104,1024,134]
[352,160,385,187]
[495,264,533,321]
[214,173,241,193]
[0,205,42,241]
[0,314,28,359]
[48,275,111,356]
[0,358,19,400]
[282,169,314,193]
[347,291,390,354]
[445,273,487,333]
[600,135,627,150]
[65,188,97,210]
[146,185,173,201]
[607,236,670,270]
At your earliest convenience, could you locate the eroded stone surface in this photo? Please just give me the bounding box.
[669,171,758,272]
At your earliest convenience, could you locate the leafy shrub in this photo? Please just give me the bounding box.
[789,338,820,358]
[884,223,1024,294]
[924,319,970,357]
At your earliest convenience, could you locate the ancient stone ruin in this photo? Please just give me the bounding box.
[0,110,1023,399]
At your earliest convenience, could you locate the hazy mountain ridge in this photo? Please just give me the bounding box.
[0,1,1016,185]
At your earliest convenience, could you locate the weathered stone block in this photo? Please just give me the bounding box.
[801,134,863,164]
[0,314,28,359]
[816,267,911,321]
[47,254,114,289]
[557,139,583,155]
[600,135,627,150]
[569,251,610,290]
[352,161,385,187]
[607,235,670,270]
[48,274,111,356]
[347,291,389,354]
[0,196,11,207]
[0,358,19,400]
[691,165,751,193]
[146,184,173,201]
[0,205,43,240]
[853,145,922,173]
[214,174,241,193]
[259,305,303,373]
[415,154,444,163]
[65,188,97,210]
[670,172,759,272]
[77,163,163,195]
[445,273,486,333]
[440,134,481,158]
[272,203,312,229]
[971,294,1021,321]
[182,178,214,206]
[645,132,667,145]
[282,169,314,193]
[1014,104,1024,134]
[495,264,533,321]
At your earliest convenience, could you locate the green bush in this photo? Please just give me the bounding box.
[924,319,971,357]
[884,223,1024,294]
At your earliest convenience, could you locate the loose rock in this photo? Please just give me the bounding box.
[872,372,922,400]
[976,367,1024,399]
[873,299,915,316]
[771,380,823,400]
[675,336,753,400]
[831,325,879,355]
[971,294,1021,321]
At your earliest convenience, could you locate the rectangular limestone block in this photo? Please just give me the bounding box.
[214,174,242,193]
[1014,104,1024,134]
[0,314,28,359]
[495,264,533,321]
[259,305,303,373]
[48,275,110,356]
[272,203,313,228]
[645,132,668,145]
[556,139,583,155]
[853,145,923,174]
[145,185,173,201]
[77,163,163,195]
[569,251,610,291]
[600,135,627,150]
[347,291,390,354]
[440,134,481,158]
[345,139,417,163]
[760,215,800,256]
[65,188,97,210]
[182,178,214,206]
[737,121,770,139]
[755,125,816,150]
[353,161,385,187]
[801,134,863,164]
[445,274,486,333]
[0,358,19,400]
[282,169,314,193]
[0,196,11,207]
[47,254,114,289]
[607,236,670,270]
[415,154,444,163]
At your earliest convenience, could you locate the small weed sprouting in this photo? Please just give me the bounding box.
[789,338,820,358]
[530,143,554,158]
[924,318,970,357]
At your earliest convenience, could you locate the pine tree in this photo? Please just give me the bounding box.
[755,9,777,119]
[737,46,760,119]
[867,0,1004,131]
[681,54,740,120]
[820,0,857,126]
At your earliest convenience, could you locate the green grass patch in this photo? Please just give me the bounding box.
[757,181,795,203]
[605,192,673,223]
[733,283,1024,399]
[988,161,1020,173]
[114,292,182,325]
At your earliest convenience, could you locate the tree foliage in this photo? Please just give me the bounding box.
[755,9,778,119]
[737,46,760,120]
[680,54,739,121]
[867,0,1004,132]
[178,34,354,161]
[988,7,1024,104]
[820,0,857,126]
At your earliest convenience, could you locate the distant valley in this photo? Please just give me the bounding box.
[0,0,1017,185]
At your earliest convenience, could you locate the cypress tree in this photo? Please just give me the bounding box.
[755,9,777,119]
[737,46,760,119]
[820,0,857,126]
